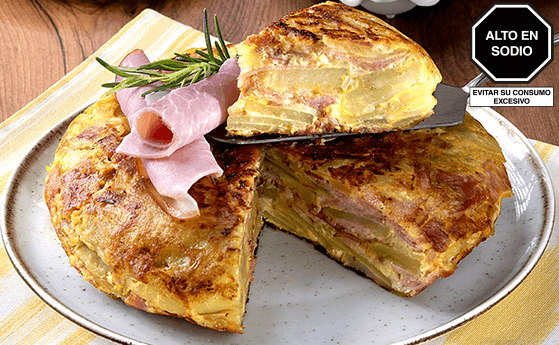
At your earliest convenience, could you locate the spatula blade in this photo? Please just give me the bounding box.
[408,83,468,130]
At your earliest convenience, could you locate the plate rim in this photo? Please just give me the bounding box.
[1,104,555,345]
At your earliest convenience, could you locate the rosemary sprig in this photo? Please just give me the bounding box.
[96,9,233,97]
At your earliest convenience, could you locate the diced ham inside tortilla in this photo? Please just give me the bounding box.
[113,49,240,219]
[116,56,240,159]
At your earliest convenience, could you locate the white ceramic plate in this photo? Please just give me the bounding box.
[1,105,554,345]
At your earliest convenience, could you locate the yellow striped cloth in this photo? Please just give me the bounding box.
[0,9,558,345]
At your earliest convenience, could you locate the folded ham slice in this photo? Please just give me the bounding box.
[117,55,241,159]
[135,138,221,220]
[113,50,154,119]
[114,49,240,219]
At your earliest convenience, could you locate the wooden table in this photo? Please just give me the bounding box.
[2,0,558,145]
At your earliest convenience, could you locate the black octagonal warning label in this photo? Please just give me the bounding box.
[471,3,553,83]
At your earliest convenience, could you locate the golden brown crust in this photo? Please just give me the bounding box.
[245,1,433,63]
[44,94,263,333]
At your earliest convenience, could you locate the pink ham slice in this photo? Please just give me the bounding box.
[114,49,240,219]
[114,50,154,119]
[134,138,219,220]
[116,56,240,158]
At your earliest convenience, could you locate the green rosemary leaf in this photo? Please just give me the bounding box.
[96,57,137,78]
[120,67,164,77]
[174,53,205,63]
[121,78,154,89]
[97,9,232,96]
[138,59,188,71]
[101,82,119,88]
[194,49,212,61]
[202,8,217,64]
[192,68,205,84]
[214,15,230,59]
[142,83,173,96]
[215,41,226,61]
